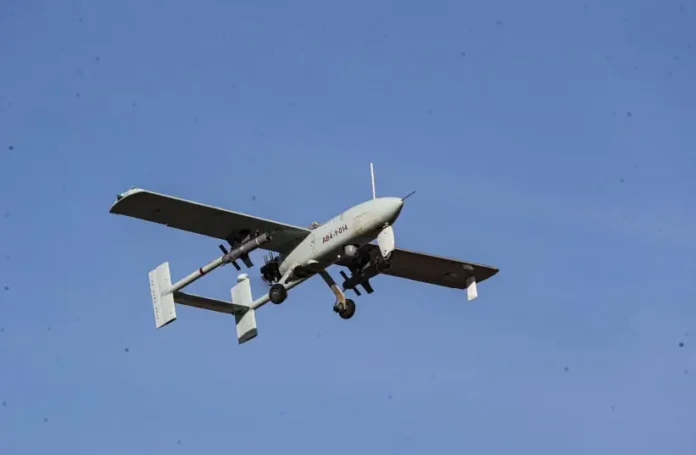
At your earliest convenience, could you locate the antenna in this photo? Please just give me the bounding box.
[370,162,376,199]
[402,190,416,201]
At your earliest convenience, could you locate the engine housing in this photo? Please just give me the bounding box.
[343,244,359,257]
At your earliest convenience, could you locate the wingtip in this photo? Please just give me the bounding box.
[487,267,500,280]
[110,187,145,213]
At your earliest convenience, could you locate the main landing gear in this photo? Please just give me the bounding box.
[333,298,356,320]
[265,265,356,318]
[263,257,290,304]
[318,270,356,320]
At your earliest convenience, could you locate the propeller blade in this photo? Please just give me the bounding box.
[251,274,272,295]
[377,225,395,259]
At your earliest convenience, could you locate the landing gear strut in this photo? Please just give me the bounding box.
[318,269,357,320]
[333,299,356,320]
[269,284,287,304]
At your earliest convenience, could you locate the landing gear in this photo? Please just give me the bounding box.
[260,259,282,284]
[318,269,355,320]
[333,298,356,320]
[269,284,287,304]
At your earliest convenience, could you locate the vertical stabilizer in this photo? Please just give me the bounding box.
[231,274,258,344]
[149,262,177,328]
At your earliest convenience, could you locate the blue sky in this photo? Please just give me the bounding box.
[1,0,695,453]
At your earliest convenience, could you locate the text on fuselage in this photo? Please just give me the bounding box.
[322,224,349,244]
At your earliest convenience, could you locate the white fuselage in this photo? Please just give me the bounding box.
[278,197,404,278]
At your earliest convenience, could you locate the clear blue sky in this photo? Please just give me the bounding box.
[1,0,695,453]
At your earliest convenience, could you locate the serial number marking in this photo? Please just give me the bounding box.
[322,224,349,244]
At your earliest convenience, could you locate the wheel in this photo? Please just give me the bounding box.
[269,284,287,304]
[338,299,356,320]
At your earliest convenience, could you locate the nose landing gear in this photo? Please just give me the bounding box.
[269,283,287,304]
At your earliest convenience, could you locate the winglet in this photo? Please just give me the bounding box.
[465,276,478,301]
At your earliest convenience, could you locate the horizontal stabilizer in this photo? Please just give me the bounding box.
[149,262,177,328]
[173,291,248,314]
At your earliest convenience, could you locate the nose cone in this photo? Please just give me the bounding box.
[381,197,404,223]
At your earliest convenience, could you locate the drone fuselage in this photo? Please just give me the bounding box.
[275,196,403,281]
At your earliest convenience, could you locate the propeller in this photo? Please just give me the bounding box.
[378,225,395,259]
[252,273,271,289]
[369,162,409,260]
[258,252,277,286]
[370,162,416,202]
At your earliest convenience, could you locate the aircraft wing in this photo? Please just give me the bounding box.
[339,244,499,289]
[109,188,310,255]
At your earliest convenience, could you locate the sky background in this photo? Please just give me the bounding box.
[1,0,696,453]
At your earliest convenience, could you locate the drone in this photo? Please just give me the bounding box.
[109,163,498,344]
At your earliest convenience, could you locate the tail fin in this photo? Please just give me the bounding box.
[231,274,258,344]
[149,262,177,328]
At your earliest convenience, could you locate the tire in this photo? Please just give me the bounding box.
[269,284,287,304]
[339,299,356,320]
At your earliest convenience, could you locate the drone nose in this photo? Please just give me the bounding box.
[387,197,404,221]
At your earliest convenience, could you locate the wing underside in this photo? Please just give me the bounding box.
[109,188,310,255]
[339,244,498,289]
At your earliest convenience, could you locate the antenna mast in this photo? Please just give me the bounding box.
[370,162,376,199]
